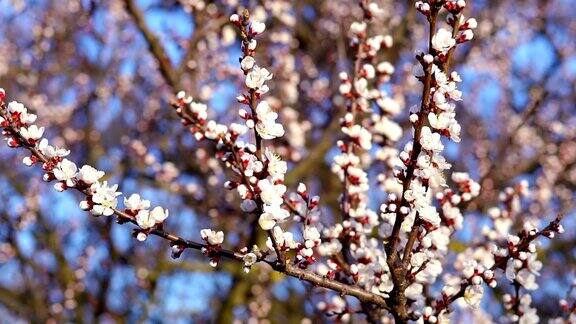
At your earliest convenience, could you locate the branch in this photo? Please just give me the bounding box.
[122,0,182,90]
[274,263,388,308]
[0,97,390,312]
[384,8,440,263]
[432,214,564,317]
[400,12,463,269]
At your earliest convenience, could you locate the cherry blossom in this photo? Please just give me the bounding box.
[258,211,276,230]
[431,28,456,53]
[464,284,484,308]
[264,148,287,180]
[245,66,273,89]
[259,204,290,230]
[200,229,224,245]
[420,126,444,152]
[19,125,44,142]
[77,165,105,185]
[124,193,151,211]
[53,159,78,187]
[135,209,156,230]
[257,179,286,206]
[38,138,70,158]
[249,21,266,35]
[254,101,284,139]
[240,56,255,71]
[242,253,257,272]
[90,181,121,216]
[150,206,169,224]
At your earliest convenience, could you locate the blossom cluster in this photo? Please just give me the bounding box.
[230,13,291,236]
[434,183,565,320]
[316,3,408,306]
[232,12,284,141]
[172,13,316,269]
[200,228,225,267]
[0,90,172,243]
[369,3,479,316]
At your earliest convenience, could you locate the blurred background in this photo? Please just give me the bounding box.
[0,0,574,322]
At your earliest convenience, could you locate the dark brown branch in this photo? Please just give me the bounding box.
[272,263,388,308]
[122,0,182,91]
[384,8,440,323]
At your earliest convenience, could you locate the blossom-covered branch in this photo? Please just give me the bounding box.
[0,89,395,310]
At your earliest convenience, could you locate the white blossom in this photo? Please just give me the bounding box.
[366,2,384,17]
[249,21,266,35]
[297,183,307,194]
[418,205,440,227]
[245,65,273,89]
[38,139,70,158]
[53,159,78,187]
[201,229,224,245]
[372,115,402,141]
[124,193,151,211]
[362,64,375,79]
[230,122,247,135]
[229,14,240,23]
[255,101,284,139]
[404,180,429,207]
[258,179,286,206]
[420,126,444,152]
[8,101,26,114]
[77,165,105,185]
[267,226,298,250]
[240,56,255,70]
[466,18,478,29]
[303,226,321,242]
[432,28,456,53]
[516,269,538,290]
[405,283,423,300]
[264,148,287,180]
[20,125,44,141]
[149,206,169,224]
[354,78,369,97]
[376,96,401,115]
[377,61,395,74]
[342,125,372,150]
[517,295,539,324]
[339,82,352,95]
[204,121,228,139]
[91,181,121,216]
[136,209,156,229]
[236,184,249,199]
[241,153,264,177]
[266,203,290,222]
[461,29,474,41]
[259,204,290,230]
[258,212,275,230]
[463,284,484,308]
[243,253,257,272]
[350,21,367,35]
[189,102,208,120]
